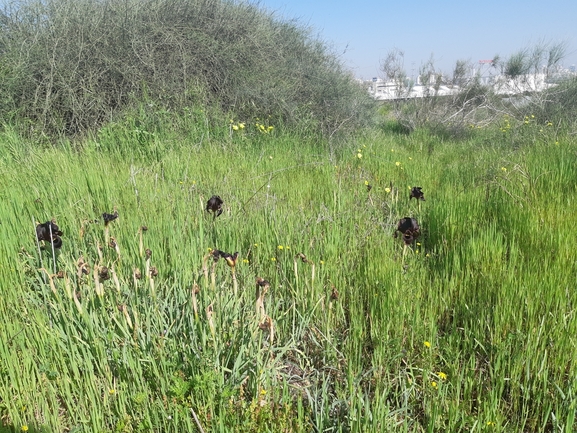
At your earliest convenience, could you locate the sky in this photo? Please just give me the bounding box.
[256,0,577,80]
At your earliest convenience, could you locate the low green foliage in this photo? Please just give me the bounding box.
[1,113,576,432]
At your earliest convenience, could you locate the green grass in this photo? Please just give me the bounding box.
[1,118,576,432]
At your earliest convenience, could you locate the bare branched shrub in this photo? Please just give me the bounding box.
[535,76,577,130]
[379,41,576,136]
[380,53,498,136]
[0,0,374,138]
[380,48,410,99]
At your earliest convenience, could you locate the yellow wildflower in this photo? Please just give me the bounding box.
[384,187,391,193]
[424,341,431,348]
[437,372,447,380]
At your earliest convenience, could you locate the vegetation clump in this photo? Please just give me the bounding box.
[378,42,577,136]
[0,0,374,138]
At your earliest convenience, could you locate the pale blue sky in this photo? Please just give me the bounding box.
[256,0,577,79]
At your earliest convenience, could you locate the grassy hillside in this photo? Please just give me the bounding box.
[1,113,576,432]
[2,0,577,431]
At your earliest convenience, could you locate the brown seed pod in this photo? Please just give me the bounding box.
[221,251,239,268]
[256,277,270,290]
[99,266,110,281]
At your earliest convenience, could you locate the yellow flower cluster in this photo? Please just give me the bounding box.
[500,115,511,133]
[230,119,246,131]
[523,114,535,125]
[256,122,274,133]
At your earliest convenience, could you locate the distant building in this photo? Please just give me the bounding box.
[366,77,458,100]
[366,69,574,100]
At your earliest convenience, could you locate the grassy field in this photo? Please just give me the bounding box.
[1,115,576,432]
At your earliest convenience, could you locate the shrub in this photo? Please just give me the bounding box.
[534,76,577,130]
[0,0,374,138]
[377,42,577,137]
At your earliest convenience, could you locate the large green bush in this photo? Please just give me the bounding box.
[0,0,374,137]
